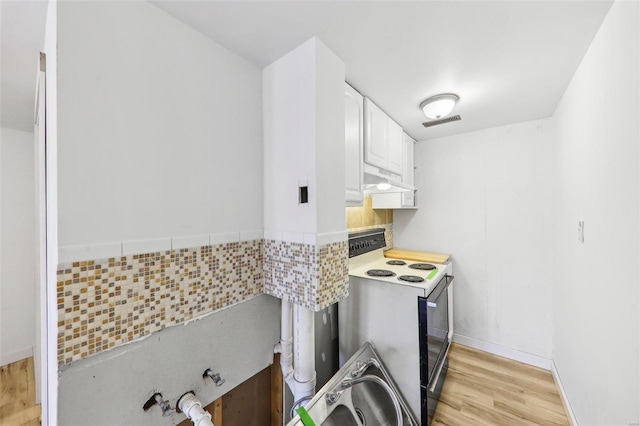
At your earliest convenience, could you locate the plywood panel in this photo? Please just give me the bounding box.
[222,367,271,426]
[271,354,283,426]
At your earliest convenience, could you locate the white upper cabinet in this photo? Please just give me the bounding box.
[364,98,404,175]
[387,120,403,174]
[364,98,388,169]
[402,132,415,186]
[345,83,364,205]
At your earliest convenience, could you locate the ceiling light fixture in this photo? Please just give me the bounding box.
[420,93,459,120]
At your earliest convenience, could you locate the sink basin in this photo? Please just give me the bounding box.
[287,342,417,426]
[320,405,360,426]
[350,365,414,425]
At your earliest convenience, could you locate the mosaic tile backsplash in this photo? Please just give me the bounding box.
[263,240,349,311]
[56,237,352,367]
[56,240,263,367]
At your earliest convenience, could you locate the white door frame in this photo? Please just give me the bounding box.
[34,52,47,410]
[35,47,58,426]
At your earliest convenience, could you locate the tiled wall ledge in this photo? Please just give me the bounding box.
[58,230,265,264]
[263,230,348,246]
[56,238,263,367]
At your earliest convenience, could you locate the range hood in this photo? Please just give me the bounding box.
[363,163,416,208]
[363,163,414,194]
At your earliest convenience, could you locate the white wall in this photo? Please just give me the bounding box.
[57,1,264,248]
[263,37,345,238]
[0,127,36,365]
[263,39,318,236]
[54,1,277,423]
[552,1,639,424]
[394,118,554,360]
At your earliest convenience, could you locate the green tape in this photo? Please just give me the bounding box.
[426,269,438,280]
[295,407,316,426]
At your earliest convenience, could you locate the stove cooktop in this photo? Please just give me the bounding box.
[349,254,448,290]
[347,228,450,289]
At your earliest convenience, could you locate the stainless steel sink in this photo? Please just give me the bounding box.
[287,342,417,426]
[320,405,360,426]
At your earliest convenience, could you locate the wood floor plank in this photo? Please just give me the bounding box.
[523,391,568,416]
[0,358,40,425]
[460,400,531,426]
[432,344,570,426]
[0,404,41,426]
[448,352,558,394]
[431,400,486,426]
[494,399,569,426]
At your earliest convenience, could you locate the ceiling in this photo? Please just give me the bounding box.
[1,1,613,140]
[151,0,613,141]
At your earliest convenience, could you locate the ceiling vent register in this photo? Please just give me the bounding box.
[422,115,461,128]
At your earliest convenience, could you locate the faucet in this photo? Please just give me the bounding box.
[350,358,380,378]
[325,377,355,405]
[203,368,226,387]
[142,392,175,417]
[325,358,381,404]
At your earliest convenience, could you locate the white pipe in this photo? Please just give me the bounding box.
[277,300,295,390]
[177,392,214,426]
[292,304,316,404]
[275,301,317,410]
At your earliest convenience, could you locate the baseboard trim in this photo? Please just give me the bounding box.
[1,347,34,367]
[452,333,552,370]
[551,361,579,426]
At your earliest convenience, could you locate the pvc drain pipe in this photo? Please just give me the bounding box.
[177,392,214,426]
[276,301,317,413]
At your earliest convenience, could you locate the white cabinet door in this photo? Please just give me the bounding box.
[345,83,364,205]
[387,119,404,174]
[364,98,405,176]
[402,132,415,186]
[364,98,389,169]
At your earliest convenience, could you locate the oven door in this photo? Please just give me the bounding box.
[418,274,452,424]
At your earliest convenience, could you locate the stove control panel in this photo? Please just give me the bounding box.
[348,228,387,258]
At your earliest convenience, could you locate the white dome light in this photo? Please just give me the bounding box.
[420,94,459,119]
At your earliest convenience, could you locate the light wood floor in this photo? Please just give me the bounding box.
[0,358,41,425]
[433,344,569,426]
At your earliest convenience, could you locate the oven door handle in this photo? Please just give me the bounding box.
[428,340,450,393]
